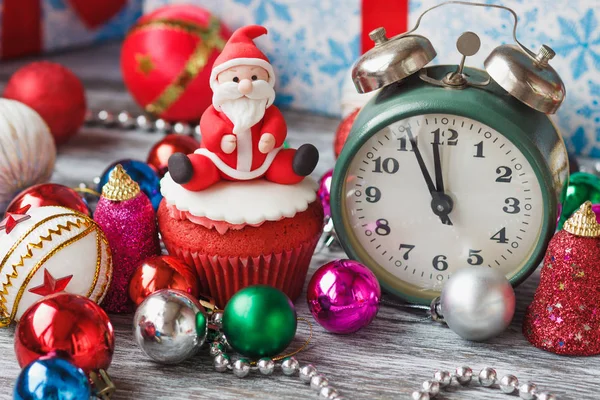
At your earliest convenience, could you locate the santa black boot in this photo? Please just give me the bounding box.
[168,153,194,184]
[292,144,319,176]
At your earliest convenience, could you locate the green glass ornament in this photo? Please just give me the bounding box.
[558,172,600,230]
[222,285,297,359]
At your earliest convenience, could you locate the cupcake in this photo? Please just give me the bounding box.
[158,175,323,307]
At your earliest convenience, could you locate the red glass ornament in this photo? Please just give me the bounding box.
[129,255,200,306]
[3,61,86,146]
[14,292,114,374]
[147,134,200,177]
[6,183,90,216]
[334,108,360,158]
[121,5,231,121]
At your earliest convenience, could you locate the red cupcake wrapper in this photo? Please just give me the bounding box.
[164,235,320,308]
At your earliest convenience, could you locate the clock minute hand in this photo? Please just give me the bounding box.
[432,141,453,226]
[432,140,445,194]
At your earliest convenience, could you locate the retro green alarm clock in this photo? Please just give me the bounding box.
[330,1,569,305]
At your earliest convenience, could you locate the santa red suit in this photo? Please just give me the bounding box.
[178,25,306,192]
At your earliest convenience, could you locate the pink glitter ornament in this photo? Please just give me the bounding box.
[95,165,161,313]
[307,259,381,334]
[318,169,333,218]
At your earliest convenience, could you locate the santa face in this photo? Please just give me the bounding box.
[213,65,275,134]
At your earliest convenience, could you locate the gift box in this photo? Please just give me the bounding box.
[144,0,599,157]
[0,0,142,59]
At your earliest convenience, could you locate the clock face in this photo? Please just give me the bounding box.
[342,113,544,294]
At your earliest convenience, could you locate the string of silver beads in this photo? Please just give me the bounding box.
[85,109,201,139]
[208,314,344,399]
[411,367,557,400]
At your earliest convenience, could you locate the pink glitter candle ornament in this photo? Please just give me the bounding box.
[95,164,161,313]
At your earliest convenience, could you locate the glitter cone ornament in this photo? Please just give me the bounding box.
[0,206,112,327]
[121,5,230,121]
[523,201,600,355]
[95,165,161,313]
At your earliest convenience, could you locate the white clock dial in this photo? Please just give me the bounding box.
[343,113,544,292]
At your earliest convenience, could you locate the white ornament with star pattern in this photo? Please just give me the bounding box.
[0,206,112,326]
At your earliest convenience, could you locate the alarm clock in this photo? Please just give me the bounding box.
[330,2,569,305]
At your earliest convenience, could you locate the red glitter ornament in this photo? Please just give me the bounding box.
[6,183,90,216]
[121,5,231,122]
[14,292,115,374]
[3,62,86,145]
[94,165,161,313]
[147,134,200,178]
[128,255,200,306]
[334,108,360,158]
[523,201,600,356]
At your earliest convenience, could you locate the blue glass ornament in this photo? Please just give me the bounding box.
[98,159,162,210]
[14,357,91,400]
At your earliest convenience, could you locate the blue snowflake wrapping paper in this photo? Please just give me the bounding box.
[145,0,600,156]
[0,0,142,56]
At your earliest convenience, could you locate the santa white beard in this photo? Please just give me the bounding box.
[213,80,276,134]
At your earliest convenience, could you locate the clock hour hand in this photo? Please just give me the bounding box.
[405,127,453,226]
[432,140,453,225]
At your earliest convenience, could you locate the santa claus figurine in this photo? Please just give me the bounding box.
[168,25,319,191]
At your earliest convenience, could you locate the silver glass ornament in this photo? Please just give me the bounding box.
[173,122,192,135]
[233,359,251,378]
[136,115,153,131]
[320,387,339,399]
[209,342,224,357]
[519,382,538,399]
[499,374,519,393]
[311,374,329,390]
[478,367,497,387]
[438,267,515,341]
[422,380,440,396]
[117,111,135,129]
[154,119,172,132]
[133,289,208,364]
[411,391,430,400]
[214,354,230,372]
[97,110,116,125]
[211,312,223,328]
[257,358,275,375]
[537,392,557,400]
[281,357,300,376]
[433,370,451,387]
[300,364,318,383]
[455,366,473,385]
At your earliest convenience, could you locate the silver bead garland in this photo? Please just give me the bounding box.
[411,367,558,400]
[208,313,344,399]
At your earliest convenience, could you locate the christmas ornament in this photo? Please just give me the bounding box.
[593,204,600,223]
[129,255,199,306]
[317,169,333,218]
[6,183,90,216]
[3,61,86,145]
[133,289,208,364]
[97,159,162,210]
[147,134,200,178]
[431,267,515,341]
[307,259,381,334]
[557,172,600,230]
[121,5,230,121]
[95,165,161,313]
[14,356,91,400]
[0,206,112,326]
[332,4,568,305]
[222,285,297,359]
[168,24,319,191]
[15,292,115,374]
[333,108,359,159]
[523,201,600,355]
[410,366,557,400]
[0,99,56,213]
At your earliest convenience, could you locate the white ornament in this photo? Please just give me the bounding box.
[0,206,112,326]
[161,175,317,225]
[0,99,56,212]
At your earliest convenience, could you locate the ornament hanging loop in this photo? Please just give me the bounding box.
[89,369,116,400]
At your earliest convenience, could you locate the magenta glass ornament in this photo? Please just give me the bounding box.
[592,204,600,223]
[318,169,333,218]
[307,259,381,334]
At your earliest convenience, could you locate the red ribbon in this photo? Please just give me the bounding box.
[1,0,127,59]
[361,0,409,53]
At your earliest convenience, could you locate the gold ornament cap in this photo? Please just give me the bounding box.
[563,201,600,237]
[102,164,140,201]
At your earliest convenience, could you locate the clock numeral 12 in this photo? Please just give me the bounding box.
[467,249,484,265]
[432,255,448,271]
[372,157,399,174]
[431,128,458,146]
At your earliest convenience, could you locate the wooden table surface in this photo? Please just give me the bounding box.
[0,43,597,400]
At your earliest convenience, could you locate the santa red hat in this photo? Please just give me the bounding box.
[209,25,276,89]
